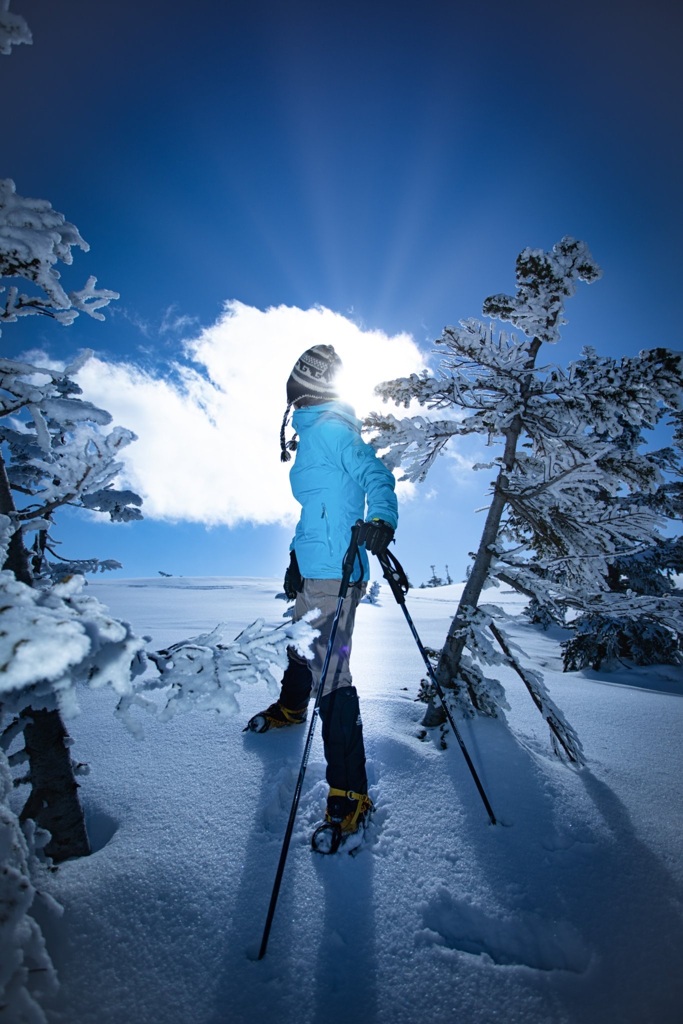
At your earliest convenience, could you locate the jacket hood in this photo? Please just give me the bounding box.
[292,401,361,434]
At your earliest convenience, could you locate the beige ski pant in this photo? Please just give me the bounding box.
[293,578,366,697]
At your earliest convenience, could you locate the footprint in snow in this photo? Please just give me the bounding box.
[419,889,590,973]
[259,763,301,832]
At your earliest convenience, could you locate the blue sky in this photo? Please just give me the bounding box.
[3,0,682,584]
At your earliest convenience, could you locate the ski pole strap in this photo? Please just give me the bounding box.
[377,549,410,604]
[339,521,365,594]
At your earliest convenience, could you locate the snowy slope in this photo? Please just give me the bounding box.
[28,577,683,1024]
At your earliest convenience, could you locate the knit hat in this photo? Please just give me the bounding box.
[280,345,343,461]
[286,344,342,405]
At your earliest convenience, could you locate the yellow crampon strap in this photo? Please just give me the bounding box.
[327,787,366,802]
[279,705,305,724]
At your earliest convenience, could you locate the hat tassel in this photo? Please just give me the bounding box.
[280,403,298,462]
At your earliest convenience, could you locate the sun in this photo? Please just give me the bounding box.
[335,365,381,419]
[334,334,422,419]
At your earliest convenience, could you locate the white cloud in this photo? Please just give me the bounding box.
[75,302,426,527]
[159,304,199,336]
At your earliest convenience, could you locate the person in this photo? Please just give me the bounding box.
[246,344,397,852]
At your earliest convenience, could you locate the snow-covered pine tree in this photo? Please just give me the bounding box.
[426,565,443,588]
[0,0,130,868]
[0,369,139,866]
[0,371,142,852]
[561,413,683,669]
[368,237,683,761]
[0,351,149,870]
[0,9,127,1015]
[0,206,136,862]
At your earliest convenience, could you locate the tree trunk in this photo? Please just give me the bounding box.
[0,452,32,584]
[20,709,91,861]
[1,453,90,859]
[425,338,542,724]
[426,433,518,718]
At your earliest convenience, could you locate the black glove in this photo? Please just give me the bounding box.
[283,550,303,599]
[360,518,395,557]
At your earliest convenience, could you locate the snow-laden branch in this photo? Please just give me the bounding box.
[488,620,584,764]
[0,180,118,331]
[0,354,106,418]
[482,236,602,344]
[561,590,683,670]
[370,344,683,492]
[0,568,320,730]
[365,411,462,481]
[0,355,143,561]
[0,572,147,719]
[0,0,31,55]
[8,424,141,521]
[117,613,320,734]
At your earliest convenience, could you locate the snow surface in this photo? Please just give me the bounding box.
[25,576,683,1024]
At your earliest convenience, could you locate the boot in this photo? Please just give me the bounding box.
[244,701,307,733]
[311,787,373,854]
[244,650,312,733]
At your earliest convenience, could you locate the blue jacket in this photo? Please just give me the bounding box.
[290,401,398,580]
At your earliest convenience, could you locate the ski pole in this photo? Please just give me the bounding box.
[376,549,497,826]
[257,523,364,960]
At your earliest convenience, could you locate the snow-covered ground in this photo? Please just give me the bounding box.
[27,576,683,1024]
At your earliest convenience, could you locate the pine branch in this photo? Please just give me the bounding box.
[488,621,584,764]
